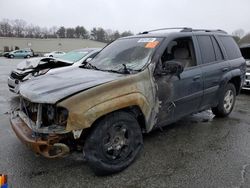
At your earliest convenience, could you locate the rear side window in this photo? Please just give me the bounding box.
[211,36,223,61]
[219,36,242,60]
[197,36,216,64]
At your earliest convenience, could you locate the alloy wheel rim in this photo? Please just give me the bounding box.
[103,123,130,161]
[223,89,234,113]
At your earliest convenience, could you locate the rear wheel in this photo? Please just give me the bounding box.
[83,111,143,175]
[9,55,14,58]
[212,83,236,117]
[26,55,31,58]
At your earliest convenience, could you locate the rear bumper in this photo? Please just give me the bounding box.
[10,113,69,158]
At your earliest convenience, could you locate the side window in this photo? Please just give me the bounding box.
[197,36,216,64]
[211,36,224,61]
[161,37,197,69]
[219,36,242,60]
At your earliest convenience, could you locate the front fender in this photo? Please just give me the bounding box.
[63,93,149,131]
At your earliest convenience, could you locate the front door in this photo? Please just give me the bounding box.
[155,36,203,125]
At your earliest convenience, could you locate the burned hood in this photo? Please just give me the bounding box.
[19,68,123,103]
[16,57,72,70]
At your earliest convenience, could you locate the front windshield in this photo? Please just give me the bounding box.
[90,37,162,71]
[58,50,92,63]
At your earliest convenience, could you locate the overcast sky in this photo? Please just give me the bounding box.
[0,0,249,34]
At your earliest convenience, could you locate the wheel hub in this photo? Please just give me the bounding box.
[224,89,234,113]
[103,126,129,160]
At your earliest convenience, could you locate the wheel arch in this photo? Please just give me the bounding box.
[65,93,150,132]
[220,69,242,95]
[228,76,241,95]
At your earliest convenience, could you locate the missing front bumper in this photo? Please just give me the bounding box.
[10,114,70,158]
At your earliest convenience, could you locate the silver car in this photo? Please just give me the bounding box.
[8,48,101,93]
[240,44,250,90]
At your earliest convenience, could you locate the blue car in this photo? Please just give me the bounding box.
[8,49,33,58]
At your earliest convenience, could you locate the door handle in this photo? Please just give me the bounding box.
[222,67,229,72]
[193,75,201,81]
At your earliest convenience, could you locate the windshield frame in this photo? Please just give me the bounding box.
[89,37,164,73]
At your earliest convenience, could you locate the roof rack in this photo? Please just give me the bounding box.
[139,27,192,34]
[139,27,227,34]
[181,28,227,34]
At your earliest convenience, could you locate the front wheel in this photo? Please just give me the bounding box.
[83,111,143,175]
[212,83,236,117]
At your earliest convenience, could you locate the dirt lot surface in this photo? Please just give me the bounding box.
[1,57,250,188]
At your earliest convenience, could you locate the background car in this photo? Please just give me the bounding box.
[8,49,33,58]
[44,51,66,58]
[8,48,101,93]
[240,44,250,90]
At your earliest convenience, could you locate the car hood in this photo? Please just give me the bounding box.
[19,68,123,103]
[16,57,72,70]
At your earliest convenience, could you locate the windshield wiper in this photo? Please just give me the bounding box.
[106,64,134,74]
[121,64,130,74]
[80,62,100,70]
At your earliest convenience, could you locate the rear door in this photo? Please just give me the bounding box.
[14,50,21,57]
[195,35,227,109]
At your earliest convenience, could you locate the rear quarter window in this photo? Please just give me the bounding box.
[219,36,242,60]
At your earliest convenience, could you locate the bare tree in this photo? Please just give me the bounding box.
[25,24,35,38]
[0,18,134,42]
[239,33,250,45]
[49,26,58,38]
[0,19,12,37]
[232,29,245,39]
[12,19,27,37]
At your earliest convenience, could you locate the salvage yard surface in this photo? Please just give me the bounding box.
[1,57,250,188]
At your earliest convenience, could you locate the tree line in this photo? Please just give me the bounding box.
[0,18,133,43]
[1,18,250,45]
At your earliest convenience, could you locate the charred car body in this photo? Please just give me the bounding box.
[8,48,100,93]
[10,28,246,175]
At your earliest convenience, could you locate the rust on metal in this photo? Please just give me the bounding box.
[10,114,69,158]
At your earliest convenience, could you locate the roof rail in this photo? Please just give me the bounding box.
[139,27,227,34]
[139,27,192,34]
[181,28,227,34]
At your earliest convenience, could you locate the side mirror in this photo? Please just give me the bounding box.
[161,60,184,78]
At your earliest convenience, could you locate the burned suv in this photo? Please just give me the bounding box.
[10,28,246,175]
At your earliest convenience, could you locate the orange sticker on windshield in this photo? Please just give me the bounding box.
[145,41,159,48]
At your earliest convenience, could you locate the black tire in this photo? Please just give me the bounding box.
[49,55,53,57]
[83,111,143,176]
[212,83,236,117]
[9,55,14,58]
[26,55,31,58]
